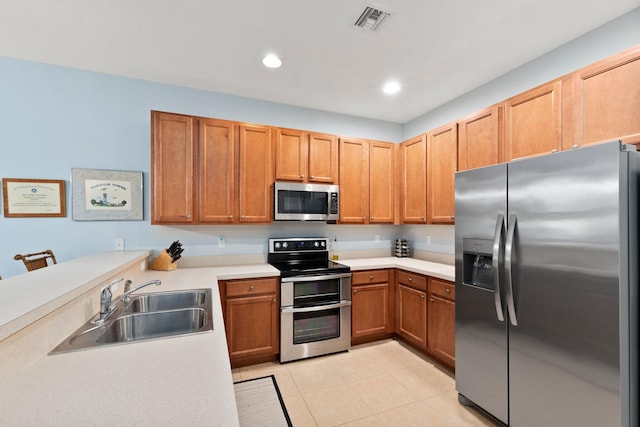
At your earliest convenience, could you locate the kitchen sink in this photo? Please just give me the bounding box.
[50,288,213,354]
[125,290,207,313]
[97,308,207,343]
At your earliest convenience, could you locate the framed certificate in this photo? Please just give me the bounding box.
[71,168,143,221]
[2,178,66,217]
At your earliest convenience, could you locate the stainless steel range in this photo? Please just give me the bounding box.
[268,237,352,363]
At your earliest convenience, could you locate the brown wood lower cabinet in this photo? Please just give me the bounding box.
[351,269,395,345]
[428,277,456,368]
[219,277,279,368]
[395,270,428,351]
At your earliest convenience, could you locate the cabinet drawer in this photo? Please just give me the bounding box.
[226,278,278,298]
[396,270,427,291]
[429,278,455,300]
[352,269,389,285]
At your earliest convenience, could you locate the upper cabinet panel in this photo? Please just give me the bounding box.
[427,123,457,224]
[339,138,369,224]
[399,134,427,224]
[275,128,338,184]
[458,105,503,171]
[308,132,338,183]
[505,80,562,161]
[238,124,273,223]
[571,45,640,149]
[151,111,194,224]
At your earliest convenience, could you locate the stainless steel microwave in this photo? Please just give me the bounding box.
[274,182,339,221]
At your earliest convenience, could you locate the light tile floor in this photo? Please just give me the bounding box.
[232,339,500,427]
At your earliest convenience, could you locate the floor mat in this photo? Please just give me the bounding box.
[234,375,293,427]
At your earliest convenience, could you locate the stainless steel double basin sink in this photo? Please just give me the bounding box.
[50,289,213,354]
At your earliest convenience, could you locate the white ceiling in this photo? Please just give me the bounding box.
[1,1,638,123]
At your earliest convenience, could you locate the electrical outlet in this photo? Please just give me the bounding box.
[375,235,380,243]
[218,236,226,248]
[426,235,432,244]
[115,238,125,251]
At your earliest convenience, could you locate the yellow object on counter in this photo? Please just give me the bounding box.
[150,250,177,271]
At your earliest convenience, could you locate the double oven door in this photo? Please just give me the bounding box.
[280,272,351,363]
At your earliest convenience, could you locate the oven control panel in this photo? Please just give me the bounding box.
[269,238,328,253]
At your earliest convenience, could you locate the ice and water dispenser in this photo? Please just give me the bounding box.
[462,238,494,291]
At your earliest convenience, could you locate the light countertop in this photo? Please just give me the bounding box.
[0,252,451,425]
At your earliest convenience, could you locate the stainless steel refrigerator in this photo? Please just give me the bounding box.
[454,141,638,426]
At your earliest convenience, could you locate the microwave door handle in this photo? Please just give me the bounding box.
[505,213,518,326]
[281,300,352,313]
[492,214,505,322]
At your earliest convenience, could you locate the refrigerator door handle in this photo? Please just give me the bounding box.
[505,213,518,326]
[492,213,505,322]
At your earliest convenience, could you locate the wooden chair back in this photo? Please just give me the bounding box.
[14,250,57,272]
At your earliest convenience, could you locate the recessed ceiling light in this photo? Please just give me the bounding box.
[262,54,282,69]
[383,80,401,95]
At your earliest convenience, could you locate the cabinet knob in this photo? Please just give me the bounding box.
[450,216,455,219]
[272,298,276,303]
[353,289,358,294]
[362,216,365,220]
[421,294,425,300]
[300,175,304,179]
[249,285,255,291]
[551,149,558,153]
[572,144,579,149]
[184,214,192,218]
[369,275,374,280]
[408,278,412,282]
[445,288,451,293]
[430,297,434,302]
[309,175,314,179]
[228,214,233,219]
[370,217,374,221]
[241,215,245,219]
[421,216,425,221]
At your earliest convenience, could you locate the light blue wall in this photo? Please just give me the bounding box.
[404,8,640,139]
[1,7,638,278]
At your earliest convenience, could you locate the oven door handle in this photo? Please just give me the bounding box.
[281,273,352,283]
[281,300,352,314]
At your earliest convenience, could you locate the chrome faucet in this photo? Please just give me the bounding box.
[122,279,162,302]
[95,278,162,324]
[97,277,124,324]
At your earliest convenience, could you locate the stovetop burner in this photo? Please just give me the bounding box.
[267,237,350,277]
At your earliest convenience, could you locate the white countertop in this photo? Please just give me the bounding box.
[0,264,279,426]
[0,253,451,426]
[339,257,454,282]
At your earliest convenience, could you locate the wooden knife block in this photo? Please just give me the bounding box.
[150,250,177,271]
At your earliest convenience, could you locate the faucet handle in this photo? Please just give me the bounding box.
[102,277,124,293]
[123,279,133,293]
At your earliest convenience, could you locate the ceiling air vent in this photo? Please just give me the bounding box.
[353,6,391,32]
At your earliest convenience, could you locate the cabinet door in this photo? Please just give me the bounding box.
[238,124,273,223]
[275,128,306,182]
[197,118,236,223]
[396,284,427,350]
[571,46,640,148]
[352,282,392,338]
[458,105,503,171]
[505,80,562,161]
[428,294,455,367]
[225,293,279,361]
[427,123,457,224]
[308,132,338,183]
[369,141,395,223]
[339,138,369,223]
[151,111,194,224]
[400,135,427,223]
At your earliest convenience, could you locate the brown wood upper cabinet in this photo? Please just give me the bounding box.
[399,134,427,223]
[339,138,395,224]
[458,105,504,170]
[151,111,195,224]
[275,128,338,183]
[427,122,457,224]
[505,79,562,161]
[570,45,640,150]
[151,111,273,224]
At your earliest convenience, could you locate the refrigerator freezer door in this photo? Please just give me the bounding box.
[455,163,508,424]
[507,142,624,426]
